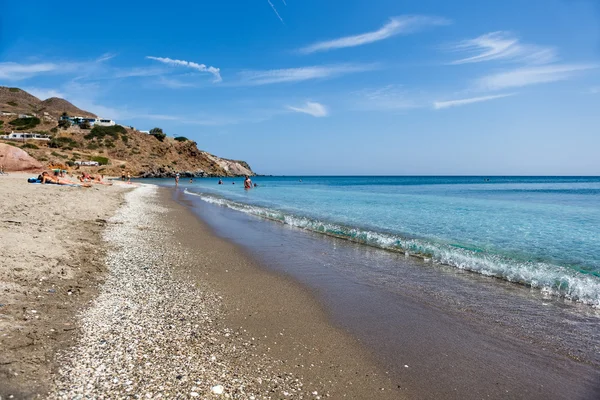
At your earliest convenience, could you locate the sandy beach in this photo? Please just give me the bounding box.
[0,173,128,397]
[1,176,400,399]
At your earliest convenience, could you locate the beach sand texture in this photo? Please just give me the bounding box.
[1,177,399,399]
[0,173,128,397]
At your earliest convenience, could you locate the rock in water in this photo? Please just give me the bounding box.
[0,143,43,172]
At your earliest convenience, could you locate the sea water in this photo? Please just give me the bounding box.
[175,176,600,307]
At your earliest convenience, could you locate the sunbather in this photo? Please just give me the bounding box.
[39,172,91,187]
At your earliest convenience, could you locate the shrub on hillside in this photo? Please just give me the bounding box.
[9,88,20,92]
[9,117,41,130]
[150,127,166,142]
[174,136,189,142]
[80,121,92,129]
[50,127,58,133]
[84,125,127,141]
[7,101,17,107]
[51,151,68,159]
[49,137,79,149]
[58,119,71,129]
[21,143,39,149]
[91,156,109,165]
[0,120,4,127]
[121,134,128,143]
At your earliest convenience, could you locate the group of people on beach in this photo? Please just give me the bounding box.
[37,171,112,187]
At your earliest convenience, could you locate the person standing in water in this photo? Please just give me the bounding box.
[175,173,180,186]
[244,175,252,189]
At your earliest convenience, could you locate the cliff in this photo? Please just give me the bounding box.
[0,87,254,177]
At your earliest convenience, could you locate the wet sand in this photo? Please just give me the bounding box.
[176,188,600,400]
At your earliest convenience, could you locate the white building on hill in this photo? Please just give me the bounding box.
[0,132,51,141]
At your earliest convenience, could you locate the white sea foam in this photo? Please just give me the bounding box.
[185,189,600,307]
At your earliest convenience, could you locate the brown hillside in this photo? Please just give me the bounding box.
[40,97,97,118]
[0,86,96,119]
[0,87,254,177]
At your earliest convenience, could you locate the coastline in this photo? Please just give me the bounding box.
[176,186,600,399]
[3,175,598,399]
[48,185,400,398]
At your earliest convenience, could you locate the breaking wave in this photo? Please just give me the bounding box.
[185,189,600,307]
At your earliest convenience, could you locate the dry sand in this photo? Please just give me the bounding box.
[0,173,129,397]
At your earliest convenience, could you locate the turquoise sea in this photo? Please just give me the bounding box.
[174,176,600,307]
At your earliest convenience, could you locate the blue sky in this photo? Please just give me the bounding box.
[1,0,599,175]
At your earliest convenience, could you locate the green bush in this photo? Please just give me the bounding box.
[80,121,92,129]
[150,127,166,142]
[84,125,127,141]
[48,137,78,149]
[0,120,4,127]
[21,143,39,149]
[58,119,71,129]
[66,160,76,167]
[51,151,68,159]
[50,127,58,133]
[91,156,109,165]
[9,88,20,92]
[7,101,17,107]
[87,143,99,150]
[9,117,41,130]
[174,136,188,142]
[121,134,128,143]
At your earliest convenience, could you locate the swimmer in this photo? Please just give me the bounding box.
[244,175,252,189]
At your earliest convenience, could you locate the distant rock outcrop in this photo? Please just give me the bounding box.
[0,143,43,171]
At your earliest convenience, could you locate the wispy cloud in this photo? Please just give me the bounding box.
[237,64,376,85]
[433,93,516,109]
[146,56,222,82]
[449,31,556,65]
[113,67,166,79]
[589,86,600,94]
[267,0,284,24]
[299,15,450,54]
[477,64,597,90]
[287,101,328,117]
[0,62,62,80]
[355,84,422,110]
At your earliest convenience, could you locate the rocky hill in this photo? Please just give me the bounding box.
[0,87,254,177]
[0,87,96,118]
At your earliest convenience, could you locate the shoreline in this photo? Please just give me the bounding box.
[176,187,600,399]
[49,185,401,398]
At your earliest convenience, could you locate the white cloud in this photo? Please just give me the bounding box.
[477,64,596,90]
[287,101,328,117]
[0,62,60,80]
[146,56,222,82]
[21,87,65,100]
[267,0,284,24]
[299,15,450,54]
[355,84,422,110]
[433,93,516,109]
[449,31,556,65]
[237,64,376,85]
